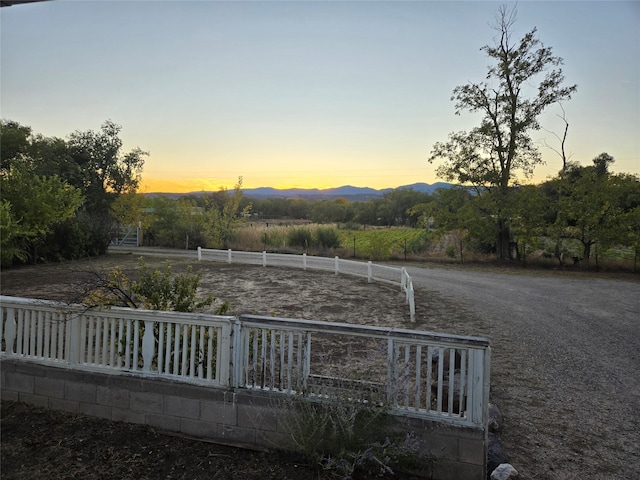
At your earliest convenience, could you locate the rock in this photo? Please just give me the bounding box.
[490,463,519,480]
[488,403,503,433]
[487,433,509,476]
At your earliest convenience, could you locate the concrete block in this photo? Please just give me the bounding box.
[4,372,34,393]
[237,404,277,432]
[180,418,218,438]
[146,413,182,433]
[34,377,65,398]
[0,390,20,402]
[433,457,484,480]
[97,386,130,408]
[65,381,97,403]
[200,401,236,425]
[164,395,200,419]
[18,392,49,408]
[219,424,256,445]
[458,436,484,465]
[112,407,146,425]
[130,391,163,414]
[79,402,112,420]
[49,397,79,413]
[15,362,46,377]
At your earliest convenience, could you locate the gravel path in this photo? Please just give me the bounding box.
[407,266,640,479]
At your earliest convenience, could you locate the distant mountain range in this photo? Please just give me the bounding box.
[148,182,454,201]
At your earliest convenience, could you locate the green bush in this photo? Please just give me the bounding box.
[287,227,313,249]
[445,245,456,258]
[84,259,229,314]
[315,226,341,249]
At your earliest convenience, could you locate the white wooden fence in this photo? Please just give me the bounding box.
[0,295,490,427]
[197,247,416,322]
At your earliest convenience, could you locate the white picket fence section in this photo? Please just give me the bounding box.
[197,247,416,322]
[0,295,490,428]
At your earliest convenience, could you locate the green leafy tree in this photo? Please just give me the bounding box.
[0,200,27,266]
[548,154,640,267]
[146,196,210,249]
[1,119,148,262]
[428,6,577,259]
[622,205,640,272]
[67,120,147,211]
[0,164,84,266]
[420,188,476,263]
[205,177,251,248]
[0,120,31,171]
[511,185,549,266]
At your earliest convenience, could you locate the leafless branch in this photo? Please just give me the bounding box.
[541,102,571,171]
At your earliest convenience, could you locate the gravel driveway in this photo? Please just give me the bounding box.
[406,266,640,479]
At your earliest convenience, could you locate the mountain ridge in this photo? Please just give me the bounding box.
[145,182,454,200]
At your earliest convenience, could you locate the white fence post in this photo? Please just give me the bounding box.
[3,307,16,354]
[263,251,267,267]
[229,318,242,388]
[142,320,155,372]
[386,338,395,405]
[367,261,372,283]
[303,253,307,270]
[197,246,202,261]
[334,256,339,275]
[69,313,82,365]
[227,249,232,264]
[469,348,485,425]
[408,285,415,322]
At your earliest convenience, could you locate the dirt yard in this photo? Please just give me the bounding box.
[1,252,439,480]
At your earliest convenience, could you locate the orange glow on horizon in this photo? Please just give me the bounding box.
[141,178,344,194]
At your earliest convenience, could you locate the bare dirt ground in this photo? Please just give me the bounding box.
[2,250,639,479]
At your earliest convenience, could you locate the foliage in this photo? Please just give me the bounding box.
[0,163,84,266]
[66,120,147,211]
[315,226,341,250]
[84,258,229,314]
[287,227,313,249]
[205,177,252,249]
[276,369,431,479]
[338,228,426,261]
[0,119,147,265]
[428,6,577,259]
[0,200,28,267]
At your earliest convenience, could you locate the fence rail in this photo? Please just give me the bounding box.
[1,295,490,427]
[197,247,416,322]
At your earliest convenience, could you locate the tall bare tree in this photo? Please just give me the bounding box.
[429,6,577,259]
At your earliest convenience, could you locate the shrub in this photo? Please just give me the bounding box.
[315,226,341,249]
[83,258,229,314]
[445,245,456,258]
[287,227,313,249]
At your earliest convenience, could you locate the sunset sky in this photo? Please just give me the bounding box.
[1,1,638,193]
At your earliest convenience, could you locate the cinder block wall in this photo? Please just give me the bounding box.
[1,358,486,479]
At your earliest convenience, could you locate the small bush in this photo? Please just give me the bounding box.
[83,258,229,314]
[315,226,341,249]
[287,227,313,249]
[445,245,456,258]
